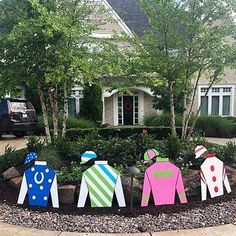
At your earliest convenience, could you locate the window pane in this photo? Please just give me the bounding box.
[201,88,208,93]
[211,96,219,115]
[223,96,230,116]
[200,96,208,116]
[212,88,220,93]
[223,88,231,93]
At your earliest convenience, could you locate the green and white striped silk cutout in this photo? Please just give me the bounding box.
[84,164,118,207]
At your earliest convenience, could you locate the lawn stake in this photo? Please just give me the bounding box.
[124,166,140,212]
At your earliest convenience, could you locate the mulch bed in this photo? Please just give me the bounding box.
[0,181,235,233]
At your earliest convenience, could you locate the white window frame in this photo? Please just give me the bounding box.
[117,95,124,125]
[198,85,235,116]
[133,93,139,125]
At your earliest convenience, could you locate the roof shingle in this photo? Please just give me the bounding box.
[106,0,150,36]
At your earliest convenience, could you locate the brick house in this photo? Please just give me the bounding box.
[71,0,159,125]
[71,0,236,125]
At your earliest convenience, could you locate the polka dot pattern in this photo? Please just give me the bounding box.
[23,163,56,207]
[24,152,38,164]
[210,165,215,171]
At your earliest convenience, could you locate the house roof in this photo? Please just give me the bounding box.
[106,0,150,36]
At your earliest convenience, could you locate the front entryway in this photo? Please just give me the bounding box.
[117,93,139,125]
[123,96,134,125]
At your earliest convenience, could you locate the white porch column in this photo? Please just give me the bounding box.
[102,93,105,124]
[75,98,80,114]
[139,91,144,125]
[113,93,118,126]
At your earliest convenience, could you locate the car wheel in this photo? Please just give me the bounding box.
[0,132,2,138]
[14,132,25,138]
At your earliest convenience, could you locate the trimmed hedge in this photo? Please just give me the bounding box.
[144,113,194,127]
[35,115,97,135]
[195,116,236,138]
[66,126,183,140]
[145,114,236,138]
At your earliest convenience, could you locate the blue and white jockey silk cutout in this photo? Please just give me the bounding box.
[25,152,38,164]
[17,161,59,208]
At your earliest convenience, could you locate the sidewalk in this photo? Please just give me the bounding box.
[0,135,28,155]
[205,137,236,145]
[0,222,235,236]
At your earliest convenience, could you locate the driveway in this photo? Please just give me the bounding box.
[206,137,236,145]
[0,135,28,156]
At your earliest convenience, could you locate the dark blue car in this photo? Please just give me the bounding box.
[0,98,36,137]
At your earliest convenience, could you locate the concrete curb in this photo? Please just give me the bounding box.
[0,222,235,236]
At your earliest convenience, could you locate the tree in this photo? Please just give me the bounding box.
[80,83,103,122]
[0,0,121,142]
[152,82,185,114]
[125,0,236,139]
[177,0,236,140]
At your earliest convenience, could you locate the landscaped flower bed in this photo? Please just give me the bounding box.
[0,134,235,233]
[0,182,235,233]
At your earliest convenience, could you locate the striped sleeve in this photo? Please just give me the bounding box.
[222,165,232,194]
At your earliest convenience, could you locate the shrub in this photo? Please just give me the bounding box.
[55,133,159,167]
[54,137,82,162]
[164,134,181,161]
[144,113,194,127]
[26,136,45,153]
[195,116,235,138]
[35,115,48,135]
[0,144,62,174]
[77,134,138,167]
[57,164,84,184]
[0,146,27,174]
[66,117,96,129]
[35,115,97,135]
[66,126,183,140]
[222,141,236,165]
[80,83,103,122]
[38,146,63,170]
[130,133,158,158]
[225,116,236,124]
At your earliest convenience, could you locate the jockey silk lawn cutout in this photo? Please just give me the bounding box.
[141,149,187,206]
[77,151,126,208]
[17,160,59,208]
[195,146,232,201]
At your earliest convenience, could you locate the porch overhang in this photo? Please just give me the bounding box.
[102,87,154,97]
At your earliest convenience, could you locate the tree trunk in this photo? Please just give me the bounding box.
[48,86,59,138]
[62,81,68,137]
[182,68,203,141]
[185,69,221,140]
[37,84,51,144]
[169,81,176,135]
[181,90,187,140]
